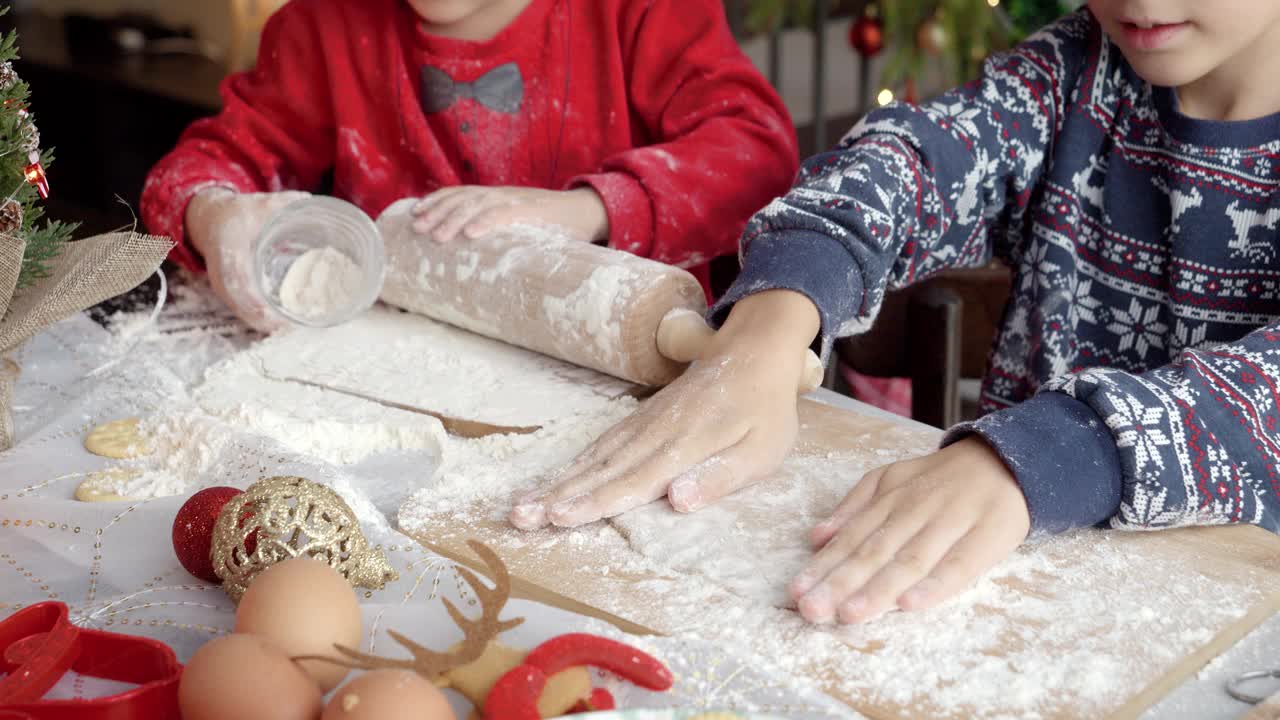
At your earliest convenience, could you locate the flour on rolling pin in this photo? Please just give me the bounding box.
[377,199,706,386]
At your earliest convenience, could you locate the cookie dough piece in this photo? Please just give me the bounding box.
[74,468,145,502]
[445,642,590,718]
[84,418,150,459]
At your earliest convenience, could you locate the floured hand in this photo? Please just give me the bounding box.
[410,186,609,244]
[790,436,1029,624]
[508,290,820,530]
[186,188,311,332]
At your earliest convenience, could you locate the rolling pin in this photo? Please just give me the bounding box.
[375,199,823,391]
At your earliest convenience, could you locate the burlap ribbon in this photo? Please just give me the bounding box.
[0,230,172,451]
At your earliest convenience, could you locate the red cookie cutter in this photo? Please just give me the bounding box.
[485,633,674,719]
[0,602,181,720]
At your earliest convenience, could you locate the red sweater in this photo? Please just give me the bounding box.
[141,0,799,291]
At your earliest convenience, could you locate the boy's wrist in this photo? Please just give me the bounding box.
[185,188,232,255]
[185,188,237,246]
[946,392,1124,534]
[567,187,609,243]
[711,289,821,361]
[189,187,236,214]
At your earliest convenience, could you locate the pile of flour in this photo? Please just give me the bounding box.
[95,307,636,522]
[105,410,239,498]
[278,246,364,322]
[246,306,638,429]
[194,350,448,466]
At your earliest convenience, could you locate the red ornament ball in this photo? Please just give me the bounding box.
[849,10,885,58]
[172,487,244,583]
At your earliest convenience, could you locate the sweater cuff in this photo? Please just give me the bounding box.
[944,392,1123,534]
[569,172,654,259]
[707,231,861,360]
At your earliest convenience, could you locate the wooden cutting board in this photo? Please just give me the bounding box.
[409,397,1280,720]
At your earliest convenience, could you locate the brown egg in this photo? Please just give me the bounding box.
[179,634,323,720]
[234,557,363,692]
[323,670,456,720]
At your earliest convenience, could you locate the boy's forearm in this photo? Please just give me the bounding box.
[1032,321,1280,534]
[957,316,1280,536]
[579,0,797,269]
[714,16,1092,356]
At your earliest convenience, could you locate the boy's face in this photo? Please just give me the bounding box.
[1088,0,1280,88]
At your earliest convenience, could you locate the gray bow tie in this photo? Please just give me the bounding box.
[420,62,524,115]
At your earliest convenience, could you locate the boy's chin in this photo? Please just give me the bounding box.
[406,0,484,26]
[1119,52,1210,90]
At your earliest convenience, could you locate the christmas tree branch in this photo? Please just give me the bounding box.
[0,6,76,291]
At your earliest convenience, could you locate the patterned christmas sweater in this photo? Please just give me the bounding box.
[714,10,1280,535]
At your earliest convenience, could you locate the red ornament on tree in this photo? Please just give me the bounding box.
[849,5,885,58]
[172,487,247,583]
[23,162,48,200]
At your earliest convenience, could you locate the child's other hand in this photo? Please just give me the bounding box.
[410,186,609,244]
[508,290,819,530]
[789,436,1029,624]
[186,188,311,332]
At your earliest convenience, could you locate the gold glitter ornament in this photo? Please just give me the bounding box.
[211,476,398,602]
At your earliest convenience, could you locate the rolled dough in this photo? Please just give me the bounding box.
[608,442,934,609]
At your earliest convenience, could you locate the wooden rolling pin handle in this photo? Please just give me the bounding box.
[656,309,824,394]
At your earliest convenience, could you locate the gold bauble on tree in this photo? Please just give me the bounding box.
[916,14,950,56]
[211,476,399,601]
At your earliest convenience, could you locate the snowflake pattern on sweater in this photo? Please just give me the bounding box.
[714,10,1280,534]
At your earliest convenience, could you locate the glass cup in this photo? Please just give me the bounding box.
[253,196,386,327]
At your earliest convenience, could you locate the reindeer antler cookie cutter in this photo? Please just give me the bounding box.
[300,540,524,681]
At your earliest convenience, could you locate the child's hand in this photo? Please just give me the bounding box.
[411,186,609,244]
[789,436,1029,624]
[186,188,311,332]
[509,290,820,530]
